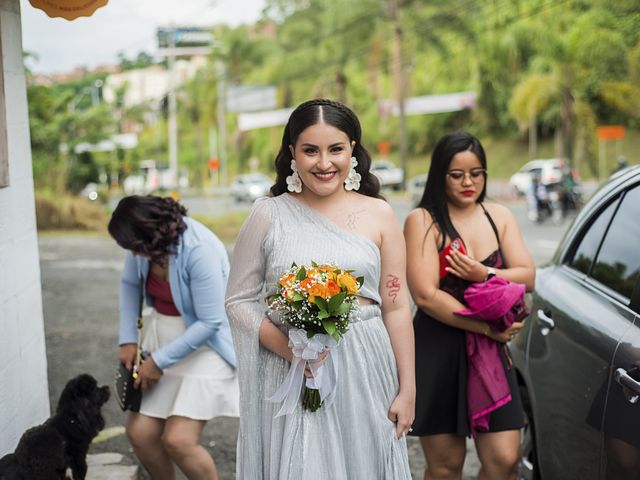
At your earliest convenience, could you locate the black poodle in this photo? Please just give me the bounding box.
[0,426,66,479]
[0,374,110,480]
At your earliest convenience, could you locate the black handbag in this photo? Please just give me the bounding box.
[114,360,142,412]
[114,276,144,412]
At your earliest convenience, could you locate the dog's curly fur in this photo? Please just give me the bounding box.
[0,374,110,480]
[0,426,66,479]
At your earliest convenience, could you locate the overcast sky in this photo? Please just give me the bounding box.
[20,0,266,74]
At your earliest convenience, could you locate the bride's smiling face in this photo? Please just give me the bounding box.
[289,121,355,198]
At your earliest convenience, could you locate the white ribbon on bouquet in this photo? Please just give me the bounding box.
[267,328,338,417]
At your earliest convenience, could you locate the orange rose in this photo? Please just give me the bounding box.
[299,277,314,292]
[337,273,359,294]
[307,283,328,301]
[282,287,296,301]
[279,273,296,287]
[327,280,341,298]
[318,265,338,281]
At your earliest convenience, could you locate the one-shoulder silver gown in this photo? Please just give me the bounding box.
[225,193,411,480]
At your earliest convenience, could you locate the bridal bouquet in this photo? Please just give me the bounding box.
[267,262,363,415]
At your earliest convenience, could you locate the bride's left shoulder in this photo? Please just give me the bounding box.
[356,194,393,214]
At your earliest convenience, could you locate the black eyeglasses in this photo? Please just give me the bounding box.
[446,168,487,183]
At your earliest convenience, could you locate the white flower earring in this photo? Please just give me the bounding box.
[286,159,303,193]
[344,156,361,191]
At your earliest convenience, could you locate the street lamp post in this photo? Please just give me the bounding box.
[168,29,179,194]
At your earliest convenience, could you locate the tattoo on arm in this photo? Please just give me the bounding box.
[386,274,401,303]
[347,209,366,230]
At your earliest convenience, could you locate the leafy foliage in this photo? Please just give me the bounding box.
[26,1,640,191]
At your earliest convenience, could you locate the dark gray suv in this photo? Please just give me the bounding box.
[512,166,640,480]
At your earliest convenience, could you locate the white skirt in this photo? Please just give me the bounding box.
[139,311,239,420]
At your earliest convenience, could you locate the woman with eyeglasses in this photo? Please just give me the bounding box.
[404,131,535,480]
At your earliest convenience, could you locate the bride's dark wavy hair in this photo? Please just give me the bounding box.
[270,98,382,198]
[108,195,188,267]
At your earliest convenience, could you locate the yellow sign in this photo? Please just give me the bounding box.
[29,0,109,21]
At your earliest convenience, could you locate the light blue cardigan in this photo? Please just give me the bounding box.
[118,217,236,370]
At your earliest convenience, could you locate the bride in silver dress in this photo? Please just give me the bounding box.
[225,99,415,479]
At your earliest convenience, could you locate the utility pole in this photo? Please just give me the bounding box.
[168,28,179,193]
[215,60,228,187]
[390,0,408,190]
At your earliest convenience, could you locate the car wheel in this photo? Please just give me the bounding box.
[518,385,540,480]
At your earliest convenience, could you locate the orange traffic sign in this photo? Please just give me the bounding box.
[208,158,220,171]
[378,140,391,156]
[597,126,625,141]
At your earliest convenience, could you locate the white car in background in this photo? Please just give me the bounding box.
[230,173,273,202]
[509,158,565,195]
[370,160,404,190]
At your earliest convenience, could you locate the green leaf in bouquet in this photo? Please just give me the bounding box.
[313,296,328,311]
[295,266,306,281]
[328,292,346,314]
[356,276,364,287]
[311,260,318,267]
[317,310,330,319]
[334,302,351,316]
[266,294,279,305]
[322,319,337,336]
[292,293,304,302]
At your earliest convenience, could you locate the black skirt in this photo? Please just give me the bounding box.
[410,308,524,437]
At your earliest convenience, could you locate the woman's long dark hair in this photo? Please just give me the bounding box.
[417,131,488,250]
[270,98,381,198]
[108,195,188,266]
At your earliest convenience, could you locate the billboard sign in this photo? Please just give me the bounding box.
[378,91,477,116]
[157,27,214,49]
[226,85,277,113]
[237,108,295,131]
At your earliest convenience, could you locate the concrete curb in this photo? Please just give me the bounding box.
[87,453,139,480]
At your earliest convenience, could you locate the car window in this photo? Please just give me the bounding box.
[528,167,542,175]
[569,198,618,275]
[590,184,640,300]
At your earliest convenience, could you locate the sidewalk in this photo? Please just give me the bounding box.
[86,453,137,480]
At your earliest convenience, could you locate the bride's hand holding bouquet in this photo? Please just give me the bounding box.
[267,262,363,415]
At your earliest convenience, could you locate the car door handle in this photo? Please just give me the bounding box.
[536,309,555,336]
[615,368,640,404]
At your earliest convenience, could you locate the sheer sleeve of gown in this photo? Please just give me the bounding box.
[225,197,274,477]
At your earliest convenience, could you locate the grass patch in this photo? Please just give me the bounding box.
[36,192,108,231]
[191,211,250,246]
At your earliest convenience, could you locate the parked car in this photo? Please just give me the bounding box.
[370,160,404,190]
[512,165,640,480]
[230,173,272,202]
[407,174,427,205]
[123,159,189,194]
[509,158,565,196]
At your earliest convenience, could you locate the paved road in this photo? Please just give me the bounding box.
[40,196,572,479]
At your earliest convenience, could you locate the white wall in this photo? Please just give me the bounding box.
[0,0,50,454]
